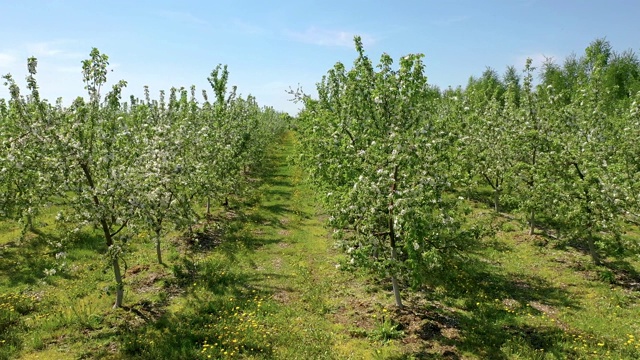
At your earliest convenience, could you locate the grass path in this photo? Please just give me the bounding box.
[118,130,405,359]
[202,130,401,359]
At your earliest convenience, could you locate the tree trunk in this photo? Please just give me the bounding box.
[390,247,403,309]
[206,197,211,215]
[97,219,125,308]
[19,214,35,241]
[493,189,500,212]
[27,214,35,232]
[100,221,125,308]
[388,165,403,309]
[586,230,600,265]
[155,228,163,264]
[112,257,124,308]
[528,209,535,235]
[81,162,126,308]
[573,163,599,265]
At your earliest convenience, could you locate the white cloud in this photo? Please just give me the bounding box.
[25,40,83,59]
[0,40,93,104]
[0,52,17,67]
[27,42,62,57]
[286,27,375,48]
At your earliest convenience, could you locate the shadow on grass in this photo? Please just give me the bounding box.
[389,255,582,359]
[460,185,519,214]
[117,257,291,359]
[183,134,307,259]
[0,231,76,287]
[0,223,113,283]
[600,258,640,290]
[544,231,640,290]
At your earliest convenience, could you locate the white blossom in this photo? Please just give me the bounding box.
[44,268,57,276]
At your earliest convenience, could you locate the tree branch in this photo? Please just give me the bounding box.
[110,219,128,238]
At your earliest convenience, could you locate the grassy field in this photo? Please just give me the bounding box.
[1,131,640,359]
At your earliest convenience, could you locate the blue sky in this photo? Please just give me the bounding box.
[1,0,639,114]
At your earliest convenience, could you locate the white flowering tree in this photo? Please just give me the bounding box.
[506,39,640,263]
[620,92,640,225]
[550,47,629,264]
[297,37,477,308]
[196,67,277,214]
[0,61,58,237]
[8,49,137,307]
[507,60,562,235]
[194,65,241,214]
[128,89,197,265]
[459,69,515,212]
[61,49,135,307]
[1,48,287,309]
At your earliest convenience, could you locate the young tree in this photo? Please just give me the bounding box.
[129,90,195,264]
[552,45,626,264]
[297,37,476,307]
[0,62,56,237]
[461,71,514,212]
[509,59,559,235]
[45,49,135,307]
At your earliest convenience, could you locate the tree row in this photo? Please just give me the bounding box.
[0,49,288,307]
[295,37,640,307]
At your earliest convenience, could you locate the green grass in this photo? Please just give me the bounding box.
[1,131,640,359]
